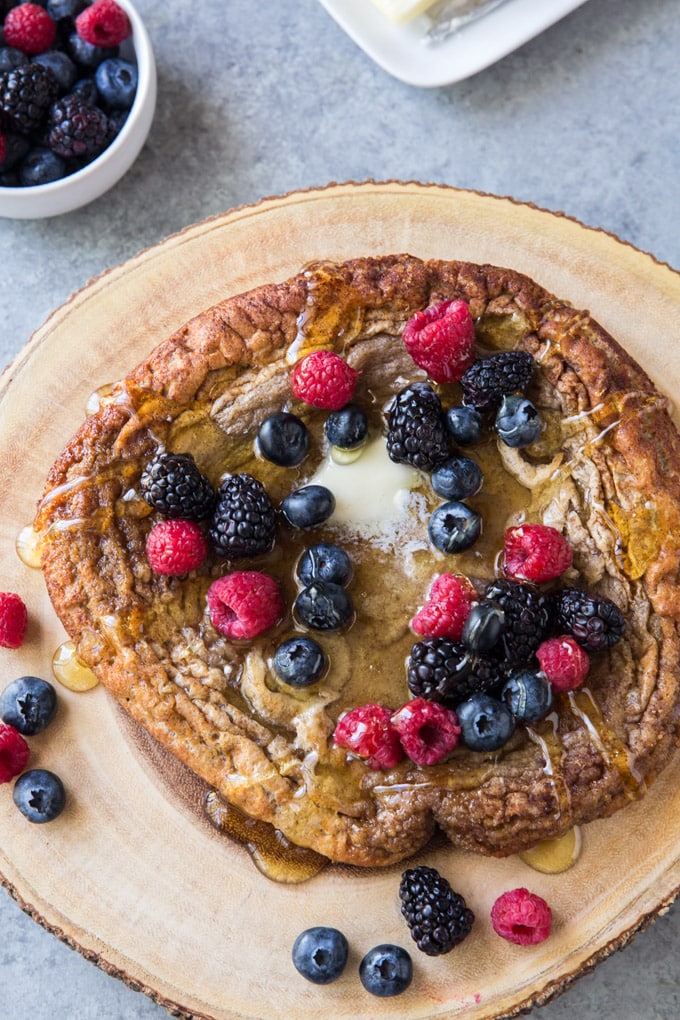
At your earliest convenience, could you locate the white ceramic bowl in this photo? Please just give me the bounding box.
[0,0,156,219]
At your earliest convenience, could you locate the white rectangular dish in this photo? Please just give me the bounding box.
[318,0,590,87]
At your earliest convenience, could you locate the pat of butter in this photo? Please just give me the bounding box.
[368,0,438,24]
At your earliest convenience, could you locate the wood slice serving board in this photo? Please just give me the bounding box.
[1,182,679,1020]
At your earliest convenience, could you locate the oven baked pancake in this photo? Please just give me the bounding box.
[35,255,680,867]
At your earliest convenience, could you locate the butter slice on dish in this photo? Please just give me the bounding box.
[368,0,438,23]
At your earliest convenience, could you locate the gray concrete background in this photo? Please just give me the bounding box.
[0,0,678,1017]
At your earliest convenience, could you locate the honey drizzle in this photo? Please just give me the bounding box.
[524,715,573,825]
[286,262,366,364]
[15,524,44,569]
[566,688,645,800]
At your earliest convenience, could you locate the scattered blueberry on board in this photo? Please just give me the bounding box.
[0,0,136,188]
[292,926,349,984]
[13,767,66,822]
[0,675,57,734]
[359,944,413,997]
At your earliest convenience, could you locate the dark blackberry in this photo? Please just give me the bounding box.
[399,866,474,956]
[407,638,505,706]
[210,473,276,559]
[484,579,551,665]
[0,63,59,134]
[140,452,215,521]
[386,382,449,472]
[553,587,626,652]
[47,92,108,159]
[461,350,534,411]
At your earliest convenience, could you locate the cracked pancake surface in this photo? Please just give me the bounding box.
[35,255,680,866]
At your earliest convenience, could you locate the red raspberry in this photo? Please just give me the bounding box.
[0,592,28,649]
[3,3,56,55]
[402,300,475,384]
[0,723,30,784]
[491,888,552,945]
[333,703,404,770]
[207,571,284,640]
[391,698,461,767]
[411,573,476,641]
[536,635,589,692]
[502,524,573,584]
[145,519,208,576]
[75,0,131,47]
[290,350,359,410]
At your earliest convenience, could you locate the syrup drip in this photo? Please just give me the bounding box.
[524,716,573,825]
[519,826,582,874]
[566,688,645,799]
[85,382,115,415]
[15,524,44,569]
[52,641,99,692]
[204,790,327,884]
[286,262,366,364]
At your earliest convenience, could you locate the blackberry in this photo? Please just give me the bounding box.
[553,587,626,652]
[47,93,109,159]
[399,866,474,956]
[484,579,551,665]
[461,350,534,411]
[0,63,59,134]
[210,473,276,558]
[386,382,449,472]
[140,452,215,521]
[407,638,505,706]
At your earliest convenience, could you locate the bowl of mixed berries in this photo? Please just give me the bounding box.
[0,0,156,217]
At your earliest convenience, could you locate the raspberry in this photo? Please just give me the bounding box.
[502,524,573,584]
[411,573,476,641]
[490,888,552,946]
[399,866,474,955]
[536,635,589,692]
[207,571,284,640]
[391,698,461,766]
[47,93,109,159]
[386,382,449,472]
[553,587,626,653]
[402,300,475,384]
[0,722,30,783]
[0,592,28,649]
[290,350,359,410]
[3,3,57,55]
[145,519,208,576]
[75,0,131,47]
[333,703,404,770]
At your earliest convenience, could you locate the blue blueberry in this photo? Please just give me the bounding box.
[296,542,352,587]
[501,670,553,723]
[324,403,368,449]
[495,395,543,448]
[281,485,335,530]
[431,455,483,501]
[457,693,516,752]
[428,501,481,554]
[359,944,413,997]
[295,582,354,631]
[257,412,308,467]
[273,637,326,687]
[47,0,88,20]
[292,926,349,984]
[67,32,118,70]
[0,676,57,736]
[19,147,67,186]
[0,47,29,73]
[0,133,30,172]
[95,57,138,110]
[13,770,66,823]
[72,76,99,104]
[33,50,78,92]
[446,405,483,445]
[462,602,505,655]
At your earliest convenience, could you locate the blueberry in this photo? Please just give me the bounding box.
[501,670,553,723]
[95,57,138,110]
[295,582,354,631]
[72,76,99,104]
[257,412,308,467]
[462,602,505,655]
[67,31,118,70]
[292,926,349,984]
[47,0,88,20]
[324,403,368,450]
[0,133,30,172]
[495,395,543,448]
[0,47,29,73]
[19,147,67,186]
[428,501,481,554]
[0,676,57,736]
[273,637,326,687]
[359,944,413,997]
[33,50,78,92]
[296,542,352,587]
[13,769,66,823]
[446,405,483,445]
[281,485,335,530]
[457,693,516,752]
[431,456,483,501]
